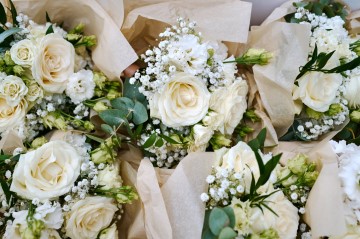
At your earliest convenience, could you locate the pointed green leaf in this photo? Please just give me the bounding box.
[0,3,6,25]
[133,101,148,125]
[9,0,17,25]
[159,134,182,144]
[85,134,105,143]
[142,133,157,148]
[0,179,11,202]
[45,11,51,22]
[155,138,164,147]
[45,24,54,35]
[317,50,335,69]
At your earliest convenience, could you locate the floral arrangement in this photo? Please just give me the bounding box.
[98,17,272,168]
[0,1,137,238]
[330,140,360,238]
[281,0,360,141]
[200,129,318,239]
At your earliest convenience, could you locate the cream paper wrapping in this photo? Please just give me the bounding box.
[1,0,137,79]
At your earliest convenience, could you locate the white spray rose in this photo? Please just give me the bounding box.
[26,82,43,102]
[32,33,75,93]
[150,72,210,127]
[210,79,248,135]
[10,140,81,200]
[0,97,27,133]
[98,162,122,190]
[65,69,95,104]
[0,75,28,106]
[99,224,119,239]
[293,71,342,112]
[344,75,360,108]
[10,39,36,67]
[65,196,118,239]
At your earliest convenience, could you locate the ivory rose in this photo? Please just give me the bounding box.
[10,140,81,200]
[293,71,342,112]
[0,97,27,133]
[0,75,28,106]
[150,72,210,127]
[65,196,118,239]
[32,33,75,93]
[10,39,36,67]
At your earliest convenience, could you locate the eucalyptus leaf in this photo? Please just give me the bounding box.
[99,109,128,127]
[209,207,230,236]
[133,101,148,125]
[101,124,115,134]
[111,97,135,111]
[0,27,21,44]
[143,133,157,148]
[124,78,147,106]
[222,207,235,228]
[218,227,237,239]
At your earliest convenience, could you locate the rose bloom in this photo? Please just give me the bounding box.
[149,72,210,127]
[344,75,360,108]
[210,78,248,135]
[32,33,75,93]
[0,75,28,107]
[26,82,43,102]
[10,39,36,67]
[293,71,342,112]
[0,97,27,133]
[65,196,118,239]
[10,140,81,200]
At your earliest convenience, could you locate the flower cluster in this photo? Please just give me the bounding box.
[290,6,359,140]
[201,135,318,238]
[129,18,271,167]
[330,140,360,237]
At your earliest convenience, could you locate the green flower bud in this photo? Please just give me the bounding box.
[287,154,308,175]
[43,112,67,131]
[245,109,260,122]
[84,121,95,131]
[326,104,343,116]
[106,89,121,100]
[66,33,82,41]
[69,23,85,34]
[93,101,109,112]
[4,51,14,66]
[210,133,231,150]
[0,57,5,66]
[91,147,112,164]
[13,65,24,76]
[307,162,317,172]
[82,35,97,47]
[31,136,48,149]
[278,168,298,187]
[350,110,360,123]
[104,186,138,204]
[258,228,280,239]
[243,48,273,65]
[305,107,323,120]
[94,87,103,97]
[93,72,107,89]
[304,171,319,187]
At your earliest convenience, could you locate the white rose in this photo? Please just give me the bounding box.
[150,73,210,127]
[26,82,43,102]
[32,33,75,93]
[0,98,27,133]
[344,75,360,108]
[210,79,248,135]
[219,142,259,194]
[193,124,214,146]
[10,39,36,67]
[98,162,122,190]
[65,196,118,239]
[28,24,47,42]
[99,223,119,239]
[65,69,95,104]
[0,75,28,106]
[293,71,342,112]
[10,140,81,200]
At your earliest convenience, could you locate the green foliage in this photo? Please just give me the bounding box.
[45,24,54,35]
[285,0,348,23]
[123,78,147,106]
[202,207,237,239]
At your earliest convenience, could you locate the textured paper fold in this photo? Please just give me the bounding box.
[121,0,252,55]
[4,0,137,79]
[248,22,311,137]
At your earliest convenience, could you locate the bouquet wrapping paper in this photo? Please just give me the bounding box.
[1,0,137,79]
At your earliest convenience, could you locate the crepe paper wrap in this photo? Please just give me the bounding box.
[1,0,137,79]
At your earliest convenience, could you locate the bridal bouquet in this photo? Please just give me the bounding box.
[0,1,137,238]
[201,130,319,239]
[281,0,360,141]
[99,17,272,168]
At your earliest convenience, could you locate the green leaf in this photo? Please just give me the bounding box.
[142,133,157,148]
[45,24,54,35]
[9,0,17,25]
[123,78,147,106]
[85,134,105,143]
[209,207,230,236]
[134,124,143,137]
[327,56,360,73]
[101,124,114,134]
[0,3,7,25]
[159,134,181,144]
[111,97,135,110]
[133,101,148,125]
[0,27,21,44]
[45,11,51,22]
[218,227,237,239]
[99,109,128,127]
[256,153,282,188]
[0,179,11,203]
[317,51,335,69]
[222,207,235,228]
[155,138,164,147]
